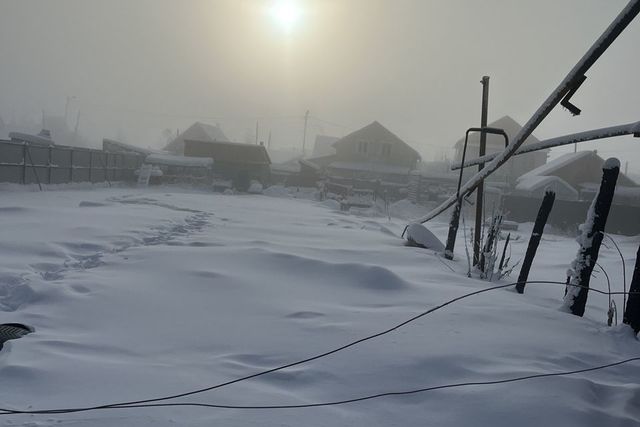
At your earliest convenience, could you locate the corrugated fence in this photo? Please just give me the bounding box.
[0,139,144,185]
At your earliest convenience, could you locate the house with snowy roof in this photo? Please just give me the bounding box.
[514,150,639,204]
[306,121,421,182]
[164,122,229,155]
[453,115,549,188]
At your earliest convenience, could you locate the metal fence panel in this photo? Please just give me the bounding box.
[73,150,91,168]
[51,168,71,184]
[51,148,72,167]
[25,166,48,185]
[0,140,143,186]
[72,168,91,183]
[0,143,24,164]
[27,146,49,166]
[0,165,22,183]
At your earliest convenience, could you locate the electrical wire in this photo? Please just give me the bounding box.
[595,261,613,308]
[0,280,636,416]
[602,233,627,309]
[595,262,617,326]
[12,357,637,413]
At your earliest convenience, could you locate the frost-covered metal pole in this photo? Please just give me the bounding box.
[413,0,640,225]
[474,76,490,266]
[563,159,620,317]
[516,191,555,294]
[623,245,640,334]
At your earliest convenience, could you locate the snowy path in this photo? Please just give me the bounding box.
[0,188,638,426]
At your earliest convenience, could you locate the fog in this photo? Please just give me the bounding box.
[1,0,639,170]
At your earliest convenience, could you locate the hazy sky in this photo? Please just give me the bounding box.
[1,0,639,170]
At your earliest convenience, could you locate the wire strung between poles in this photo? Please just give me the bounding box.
[7,357,636,413]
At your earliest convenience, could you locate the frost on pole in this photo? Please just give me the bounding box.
[603,157,621,170]
[563,159,620,316]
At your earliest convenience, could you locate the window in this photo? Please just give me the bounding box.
[358,140,368,154]
[382,143,391,157]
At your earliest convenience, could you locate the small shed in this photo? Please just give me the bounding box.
[183,139,271,191]
[144,153,213,185]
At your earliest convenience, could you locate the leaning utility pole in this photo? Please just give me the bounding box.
[302,110,310,156]
[473,76,490,266]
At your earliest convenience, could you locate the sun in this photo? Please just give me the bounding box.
[270,1,302,32]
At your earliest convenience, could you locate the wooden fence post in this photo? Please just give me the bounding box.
[88,150,93,183]
[564,158,620,316]
[48,145,53,184]
[623,245,640,335]
[69,150,74,182]
[516,190,556,294]
[444,200,462,260]
[22,143,27,184]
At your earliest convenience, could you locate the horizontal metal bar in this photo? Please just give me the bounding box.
[451,121,640,170]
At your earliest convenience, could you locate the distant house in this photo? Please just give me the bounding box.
[183,139,271,191]
[307,121,421,182]
[453,116,549,188]
[515,150,639,204]
[164,122,229,155]
[311,135,339,158]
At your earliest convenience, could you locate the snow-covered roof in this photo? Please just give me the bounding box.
[518,151,592,182]
[9,131,54,146]
[328,161,411,175]
[299,159,321,172]
[145,153,213,168]
[515,175,579,199]
[103,138,155,155]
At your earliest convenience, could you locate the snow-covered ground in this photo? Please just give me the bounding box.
[0,186,638,426]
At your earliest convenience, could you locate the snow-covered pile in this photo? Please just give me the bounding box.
[0,187,638,426]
